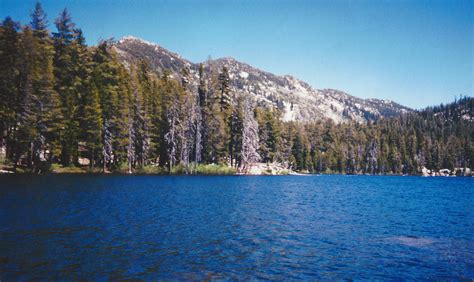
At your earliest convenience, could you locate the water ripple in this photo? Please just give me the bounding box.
[0,175,473,280]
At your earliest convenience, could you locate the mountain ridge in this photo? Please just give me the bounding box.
[113,36,412,123]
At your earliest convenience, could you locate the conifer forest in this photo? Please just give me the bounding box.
[1,3,473,175]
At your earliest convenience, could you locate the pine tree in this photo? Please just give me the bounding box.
[201,65,227,164]
[229,96,244,167]
[256,107,281,163]
[30,2,49,40]
[52,8,84,166]
[204,98,227,164]
[11,27,38,171]
[131,88,149,168]
[81,83,102,168]
[89,40,131,170]
[291,131,305,171]
[218,66,231,113]
[29,2,59,171]
[0,17,21,162]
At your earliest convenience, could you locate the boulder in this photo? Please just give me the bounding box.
[78,157,90,166]
[421,166,431,177]
[454,167,472,176]
[465,168,472,176]
[246,162,289,175]
[439,169,451,177]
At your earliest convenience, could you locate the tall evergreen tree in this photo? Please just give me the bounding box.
[52,9,90,166]
[30,2,49,40]
[89,40,130,170]
[11,27,37,171]
[29,2,59,171]
[81,83,102,168]
[0,17,21,162]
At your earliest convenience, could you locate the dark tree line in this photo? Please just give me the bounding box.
[279,96,473,174]
[1,3,472,174]
[0,4,261,173]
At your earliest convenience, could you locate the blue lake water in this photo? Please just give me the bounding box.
[0,175,473,280]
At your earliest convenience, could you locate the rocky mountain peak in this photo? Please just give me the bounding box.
[114,36,413,123]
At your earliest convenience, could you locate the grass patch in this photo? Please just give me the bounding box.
[50,164,103,174]
[169,163,236,175]
[135,165,166,174]
[50,164,87,173]
[194,163,236,175]
[170,163,193,174]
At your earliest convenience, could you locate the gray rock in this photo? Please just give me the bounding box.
[113,36,413,124]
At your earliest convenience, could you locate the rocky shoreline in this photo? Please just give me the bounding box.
[421,167,472,177]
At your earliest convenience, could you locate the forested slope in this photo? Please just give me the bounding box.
[0,3,472,175]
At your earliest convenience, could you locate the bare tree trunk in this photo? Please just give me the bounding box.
[29,141,34,169]
[103,149,106,173]
[90,147,94,169]
[127,113,135,174]
[240,97,260,173]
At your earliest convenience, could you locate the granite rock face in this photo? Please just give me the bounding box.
[114,36,413,123]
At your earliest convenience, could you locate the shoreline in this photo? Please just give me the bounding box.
[1,161,471,177]
[1,168,472,177]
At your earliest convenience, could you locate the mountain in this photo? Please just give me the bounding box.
[113,36,412,123]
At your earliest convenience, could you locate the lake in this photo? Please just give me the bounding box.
[0,175,473,280]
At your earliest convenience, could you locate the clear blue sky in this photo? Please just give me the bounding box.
[1,0,472,109]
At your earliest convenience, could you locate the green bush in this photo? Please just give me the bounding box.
[170,163,193,174]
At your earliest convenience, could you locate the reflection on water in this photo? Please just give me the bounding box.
[0,175,473,280]
[390,236,435,247]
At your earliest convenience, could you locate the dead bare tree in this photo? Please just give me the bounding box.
[240,97,260,173]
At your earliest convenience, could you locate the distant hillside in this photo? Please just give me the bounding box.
[420,96,473,122]
[114,36,412,123]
